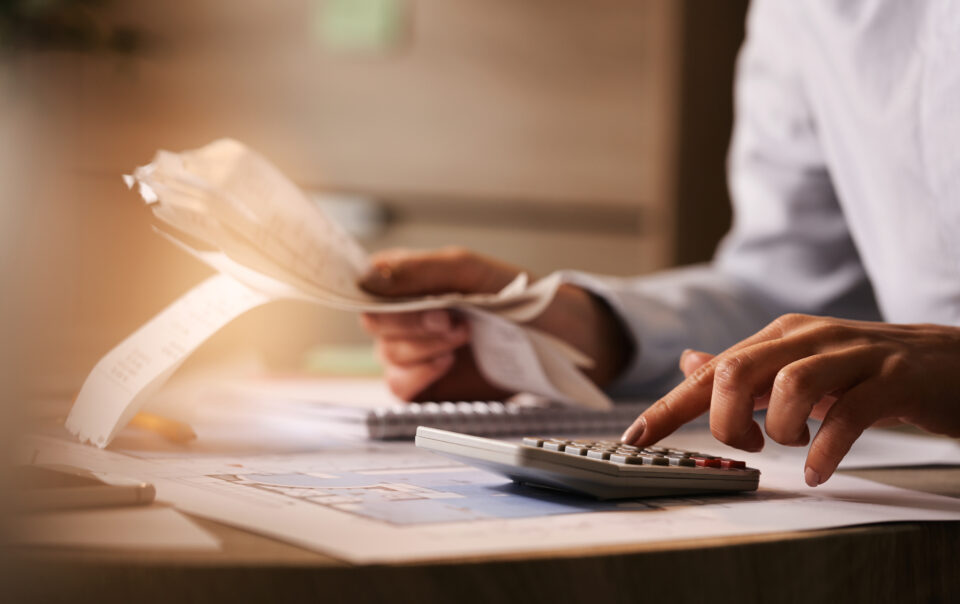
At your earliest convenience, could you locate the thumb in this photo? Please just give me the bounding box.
[359,247,522,298]
[679,348,714,377]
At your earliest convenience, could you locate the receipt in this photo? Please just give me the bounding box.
[67,274,270,447]
[67,139,612,447]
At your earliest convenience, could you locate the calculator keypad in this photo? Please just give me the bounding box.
[522,437,746,470]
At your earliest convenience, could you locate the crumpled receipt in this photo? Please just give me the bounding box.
[66,139,612,448]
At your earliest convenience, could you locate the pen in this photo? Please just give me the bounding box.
[129,412,197,444]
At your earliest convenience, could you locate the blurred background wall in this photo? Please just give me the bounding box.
[0,0,748,398]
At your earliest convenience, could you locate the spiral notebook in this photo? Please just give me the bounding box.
[276,398,650,440]
[228,378,649,440]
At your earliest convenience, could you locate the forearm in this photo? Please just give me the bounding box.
[561,265,785,396]
[529,283,632,388]
[562,262,880,398]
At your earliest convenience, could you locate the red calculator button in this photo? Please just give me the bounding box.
[693,457,721,468]
[720,459,746,469]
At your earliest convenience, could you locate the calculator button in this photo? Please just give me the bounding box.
[693,457,722,468]
[523,436,740,470]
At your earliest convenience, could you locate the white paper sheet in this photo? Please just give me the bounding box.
[9,506,221,551]
[69,139,612,448]
[140,375,960,470]
[21,426,960,564]
[663,422,960,471]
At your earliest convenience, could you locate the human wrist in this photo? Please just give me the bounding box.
[584,290,633,387]
[533,284,631,389]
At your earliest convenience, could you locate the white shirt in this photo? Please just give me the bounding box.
[569,0,960,396]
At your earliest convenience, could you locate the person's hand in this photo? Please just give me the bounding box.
[620,314,960,486]
[358,247,630,402]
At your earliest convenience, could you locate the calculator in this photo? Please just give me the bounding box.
[415,427,760,500]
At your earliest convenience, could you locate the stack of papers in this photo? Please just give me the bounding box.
[21,424,960,564]
[9,506,221,551]
[67,140,612,448]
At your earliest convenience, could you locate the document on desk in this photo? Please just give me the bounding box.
[665,423,960,470]
[9,506,221,551]
[68,139,611,448]
[22,428,960,564]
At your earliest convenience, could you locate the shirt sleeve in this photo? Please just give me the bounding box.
[564,0,880,398]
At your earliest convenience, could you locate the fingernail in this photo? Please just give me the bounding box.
[361,263,393,292]
[422,310,452,333]
[804,467,821,487]
[620,416,646,444]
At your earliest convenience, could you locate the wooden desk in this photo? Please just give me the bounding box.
[6,467,959,604]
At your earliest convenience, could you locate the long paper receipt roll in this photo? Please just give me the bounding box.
[67,139,612,447]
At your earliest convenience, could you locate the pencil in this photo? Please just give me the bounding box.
[129,412,197,443]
